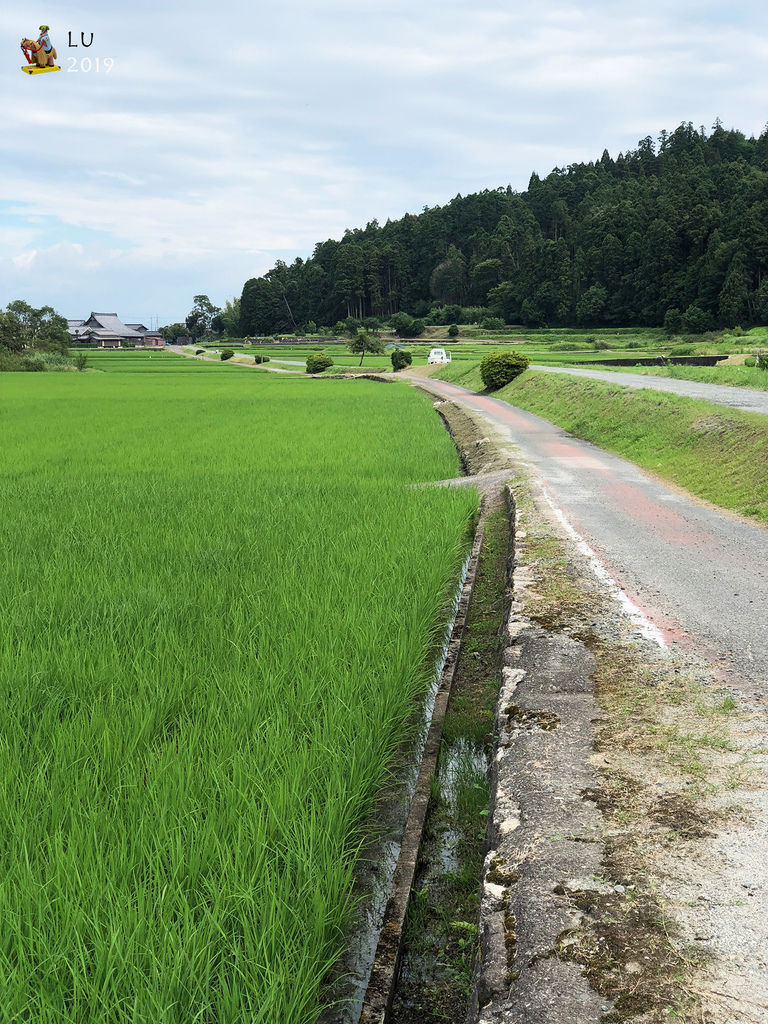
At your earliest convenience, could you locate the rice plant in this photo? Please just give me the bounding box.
[0,372,477,1022]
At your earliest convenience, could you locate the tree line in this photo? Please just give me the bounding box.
[237,121,768,334]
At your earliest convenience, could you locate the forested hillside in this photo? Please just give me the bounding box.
[240,122,768,334]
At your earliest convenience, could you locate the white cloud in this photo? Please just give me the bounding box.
[12,250,37,270]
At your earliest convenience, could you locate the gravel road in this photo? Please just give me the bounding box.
[530,363,768,415]
[413,375,768,694]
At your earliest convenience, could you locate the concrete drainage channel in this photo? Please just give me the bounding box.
[359,510,487,1022]
[322,392,520,1023]
[316,392,513,1024]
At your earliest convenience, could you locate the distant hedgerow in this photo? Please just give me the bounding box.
[480,351,529,391]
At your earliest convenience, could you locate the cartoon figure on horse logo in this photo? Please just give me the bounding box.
[20,26,60,74]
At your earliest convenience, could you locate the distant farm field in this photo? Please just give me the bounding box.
[73,348,246,372]
[0,371,476,1022]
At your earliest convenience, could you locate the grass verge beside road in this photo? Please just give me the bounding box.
[433,365,768,522]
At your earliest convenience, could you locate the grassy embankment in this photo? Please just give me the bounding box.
[433,361,768,521]
[0,370,477,1022]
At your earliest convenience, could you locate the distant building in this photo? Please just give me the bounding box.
[67,313,166,348]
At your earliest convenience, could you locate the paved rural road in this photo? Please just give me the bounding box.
[412,375,768,694]
[530,364,768,415]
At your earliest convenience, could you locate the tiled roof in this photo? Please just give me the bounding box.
[84,313,144,338]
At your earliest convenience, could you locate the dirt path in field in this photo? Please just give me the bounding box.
[418,394,768,1024]
[165,345,303,373]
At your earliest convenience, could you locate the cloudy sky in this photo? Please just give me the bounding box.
[1,0,767,324]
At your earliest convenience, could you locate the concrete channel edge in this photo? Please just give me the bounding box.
[469,484,611,1023]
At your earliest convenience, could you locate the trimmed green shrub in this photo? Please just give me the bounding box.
[480,316,505,332]
[592,339,610,350]
[390,349,413,371]
[252,354,270,364]
[745,356,757,367]
[306,352,333,374]
[220,349,235,361]
[447,324,459,337]
[480,351,529,391]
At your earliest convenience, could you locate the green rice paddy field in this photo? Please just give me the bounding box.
[0,370,477,1022]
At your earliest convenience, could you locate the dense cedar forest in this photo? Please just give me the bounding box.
[240,122,768,335]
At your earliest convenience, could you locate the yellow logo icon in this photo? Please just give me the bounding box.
[21,25,60,74]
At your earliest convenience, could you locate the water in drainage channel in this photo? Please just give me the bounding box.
[389,503,511,1023]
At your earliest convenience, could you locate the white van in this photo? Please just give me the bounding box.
[427,348,451,364]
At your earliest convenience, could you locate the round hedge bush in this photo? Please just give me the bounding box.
[306,352,334,374]
[220,349,235,361]
[479,350,529,391]
[390,349,413,371]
